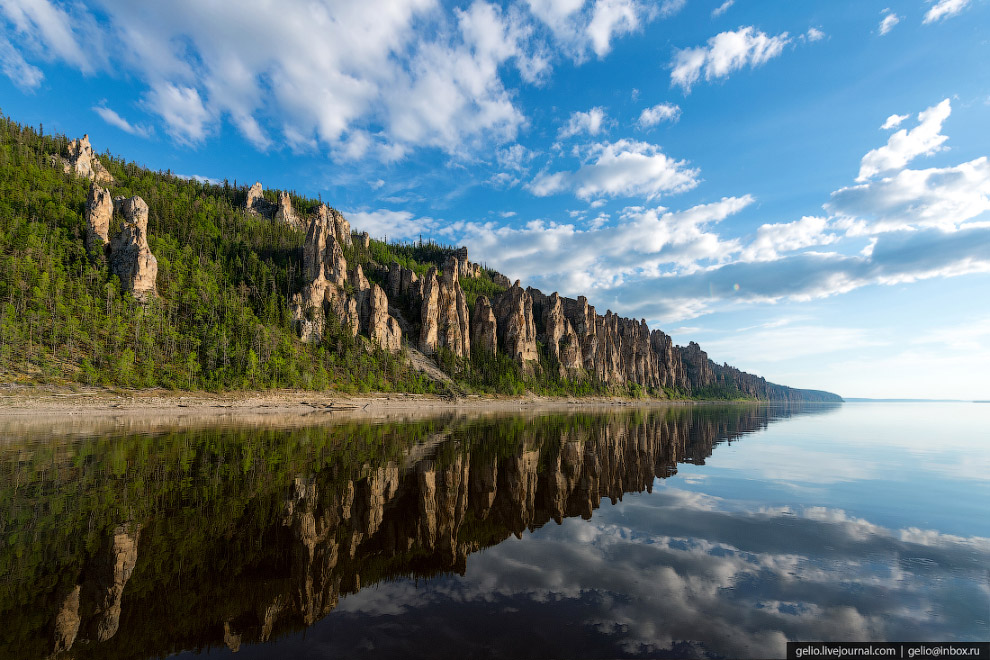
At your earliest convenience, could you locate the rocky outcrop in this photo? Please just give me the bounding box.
[454,246,481,279]
[541,292,583,375]
[275,191,304,229]
[244,181,273,217]
[85,182,113,252]
[63,134,114,184]
[419,257,470,358]
[292,216,401,351]
[368,284,402,352]
[358,232,370,249]
[109,196,158,301]
[387,262,423,305]
[314,205,352,249]
[679,341,716,389]
[471,296,497,357]
[493,281,539,371]
[651,329,688,389]
[491,272,511,289]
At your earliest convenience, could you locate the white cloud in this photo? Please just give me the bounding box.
[637,103,681,128]
[831,157,990,234]
[805,27,825,42]
[880,113,909,130]
[659,0,687,17]
[923,0,974,23]
[528,139,699,200]
[558,107,608,139]
[671,27,791,92]
[711,0,734,18]
[344,208,439,241]
[525,0,655,61]
[878,11,900,35]
[0,35,42,90]
[740,216,837,262]
[143,82,213,145]
[0,0,102,73]
[857,99,951,181]
[93,104,154,138]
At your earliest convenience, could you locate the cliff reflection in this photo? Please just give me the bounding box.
[0,404,835,660]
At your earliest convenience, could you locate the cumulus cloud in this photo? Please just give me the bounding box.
[805,27,825,42]
[670,26,791,92]
[711,0,734,18]
[93,104,154,138]
[344,208,439,241]
[528,139,699,200]
[857,99,952,181]
[0,0,579,160]
[739,216,837,262]
[558,106,608,139]
[637,102,681,128]
[831,157,990,234]
[524,0,655,61]
[878,10,900,35]
[923,0,974,23]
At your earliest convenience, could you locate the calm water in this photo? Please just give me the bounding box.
[1,403,987,659]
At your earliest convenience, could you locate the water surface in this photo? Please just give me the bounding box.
[1,402,986,659]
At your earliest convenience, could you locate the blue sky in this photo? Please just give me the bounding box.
[1,0,988,398]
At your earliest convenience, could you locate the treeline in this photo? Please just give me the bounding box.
[0,114,790,400]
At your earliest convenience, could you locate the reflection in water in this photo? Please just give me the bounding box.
[5,402,980,660]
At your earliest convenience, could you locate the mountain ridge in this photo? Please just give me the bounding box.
[0,116,840,402]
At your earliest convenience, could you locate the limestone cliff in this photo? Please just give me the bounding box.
[471,296,497,357]
[85,182,113,252]
[109,196,158,301]
[275,191,304,229]
[62,134,114,184]
[419,257,470,358]
[493,281,539,371]
[291,210,401,351]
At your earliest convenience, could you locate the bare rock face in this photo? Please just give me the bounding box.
[679,341,715,389]
[245,182,265,213]
[316,205,353,249]
[53,585,81,653]
[358,232,370,249]
[542,292,583,375]
[471,296,497,357]
[418,258,470,358]
[563,295,598,372]
[368,284,402,352]
[494,281,539,371]
[109,196,158,301]
[292,216,401,351]
[275,191,304,229]
[491,272,511,289]
[85,182,113,252]
[387,262,422,305]
[651,329,688,389]
[63,134,114,184]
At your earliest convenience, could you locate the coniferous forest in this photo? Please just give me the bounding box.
[0,114,841,401]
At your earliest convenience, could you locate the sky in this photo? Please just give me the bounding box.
[1,0,988,399]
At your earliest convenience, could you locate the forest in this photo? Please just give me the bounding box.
[0,114,780,400]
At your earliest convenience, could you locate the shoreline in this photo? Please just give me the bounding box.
[0,384,757,428]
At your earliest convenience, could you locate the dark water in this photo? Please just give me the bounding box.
[1,403,987,659]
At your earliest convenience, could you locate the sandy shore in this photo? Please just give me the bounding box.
[0,384,701,435]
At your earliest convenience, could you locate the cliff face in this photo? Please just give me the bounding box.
[291,211,401,350]
[109,196,158,301]
[62,134,114,184]
[494,281,539,371]
[419,257,471,358]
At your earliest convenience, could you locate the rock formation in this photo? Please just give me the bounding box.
[291,212,401,350]
[679,341,716,389]
[85,182,113,252]
[312,204,353,249]
[540,291,583,375]
[471,296,497,357]
[275,191,304,229]
[63,134,114,184]
[454,246,481,279]
[493,281,539,371]
[358,232,370,249]
[109,196,158,301]
[244,181,277,217]
[387,262,423,305]
[419,257,470,358]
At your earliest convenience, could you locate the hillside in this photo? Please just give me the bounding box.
[0,116,840,402]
